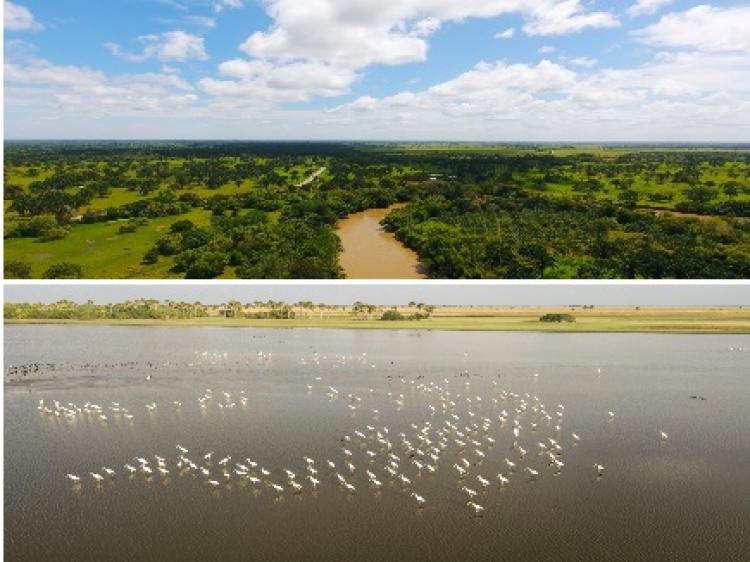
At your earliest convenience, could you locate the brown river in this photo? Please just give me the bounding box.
[336,204,427,279]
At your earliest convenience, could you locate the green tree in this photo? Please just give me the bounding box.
[4,260,32,279]
[43,262,84,279]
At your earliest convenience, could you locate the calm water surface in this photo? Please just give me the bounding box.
[5,325,750,561]
[336,205,427,279]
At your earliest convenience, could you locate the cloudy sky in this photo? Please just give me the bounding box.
[4,281,749,306]
[4,1,750,140]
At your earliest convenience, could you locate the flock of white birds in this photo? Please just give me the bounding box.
[51,352,670,518]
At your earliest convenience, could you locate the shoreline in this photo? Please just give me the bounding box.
[5,306,750,334]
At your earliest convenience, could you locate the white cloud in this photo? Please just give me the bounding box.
[213,0,245,13]
[429,59,578,98]
[106,31,208,62]
[198,59,357,110]
[322,47,750,141]
[200,1,619,112]
[155,0,188,11]
[522,0,619,36]
[539,46,555,54]
[5,56,198,118]
[566,56,597,67]
[626,0,672,18]
[495,28,514,39]
[4,1,42,31]
[633,5,750,53]
[239,1,618,68]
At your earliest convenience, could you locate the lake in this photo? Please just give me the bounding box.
[5,325,750,561]
[336,205,427,279]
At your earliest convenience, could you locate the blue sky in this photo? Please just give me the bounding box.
[4,0,750,140]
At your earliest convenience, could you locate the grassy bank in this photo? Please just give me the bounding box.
[6,307,750,334]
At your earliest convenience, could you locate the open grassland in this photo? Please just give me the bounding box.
[7,307,750,334]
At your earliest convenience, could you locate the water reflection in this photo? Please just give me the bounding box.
[5,326,750,561]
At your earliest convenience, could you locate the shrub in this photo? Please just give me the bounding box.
[380,309,405,321]
[4,260,32,279]
[539,313,575,323]
[43,262,84,279]
[40,226,70,241]
[118,223,138,234]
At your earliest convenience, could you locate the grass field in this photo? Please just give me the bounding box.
[7,307,750,334]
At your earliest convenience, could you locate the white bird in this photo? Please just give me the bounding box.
[462,486,478,498]
[206,480,220,488]
[660,431,668,440]
[525,467,538,479]
[102,467,116,477]
[66,474,80,483]
[594,464,605,476]
[467,502,484,516]
[497,474,509,486]
[90,472,104,483]
[411,493,426,507]
[477,475,490,488]
[124,464,137,474]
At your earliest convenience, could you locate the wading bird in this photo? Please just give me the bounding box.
[467,502,484,516]
[411,493,426,507]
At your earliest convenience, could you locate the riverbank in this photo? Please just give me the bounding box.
[6,306,750,333]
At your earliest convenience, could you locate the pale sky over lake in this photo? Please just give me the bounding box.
[4,282,748,306]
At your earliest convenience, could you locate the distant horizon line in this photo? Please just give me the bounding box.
[5,139,750,146]
[5,300,745,308]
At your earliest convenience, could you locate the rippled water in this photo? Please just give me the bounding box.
[336,205,427,279]
[5,325,750,561]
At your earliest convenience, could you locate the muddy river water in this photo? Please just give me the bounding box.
[336,204,427,279]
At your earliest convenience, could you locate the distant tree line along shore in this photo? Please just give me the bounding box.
[3,299,436,322]
[5,142,750,279]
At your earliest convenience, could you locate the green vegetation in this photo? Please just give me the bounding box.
[5,141,750,278]
[5,300,750,334]
[540,313,576,323]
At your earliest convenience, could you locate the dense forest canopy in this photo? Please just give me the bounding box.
[5,141,750,279]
